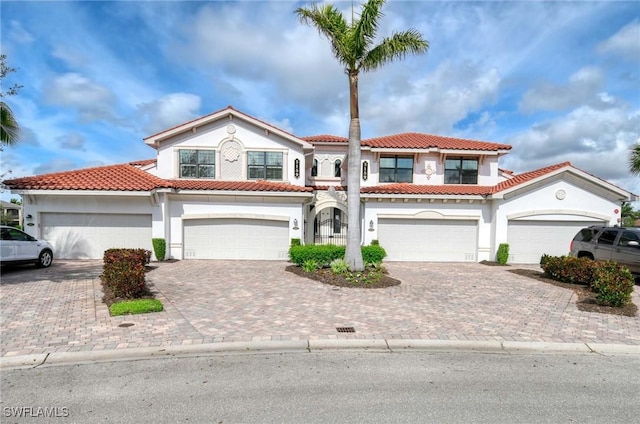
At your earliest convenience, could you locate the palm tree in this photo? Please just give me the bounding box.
[629,143,640,176]
[0,101,19,146]
[296,0,429,270]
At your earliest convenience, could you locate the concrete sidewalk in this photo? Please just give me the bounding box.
[1,260,639,368]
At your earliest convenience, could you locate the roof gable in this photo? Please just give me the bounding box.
[143,105,314,151]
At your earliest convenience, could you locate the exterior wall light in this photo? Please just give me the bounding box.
[369,220,374,231]
[293,219,299,230]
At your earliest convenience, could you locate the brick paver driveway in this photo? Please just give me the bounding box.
[1,260,639,357]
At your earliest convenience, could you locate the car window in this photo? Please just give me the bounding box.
[576,228,598,242]
[597,229,618,245]
[618,230,640,247]
[7,229,34,242]
[0,229,12,241]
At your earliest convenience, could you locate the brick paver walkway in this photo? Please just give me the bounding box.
[1,260,639,357]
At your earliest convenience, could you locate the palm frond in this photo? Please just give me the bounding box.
[629,143,640,176]
[295,4,350,66]
[351,0,386,58]
[0,101,19,146]
[361,29,429,72]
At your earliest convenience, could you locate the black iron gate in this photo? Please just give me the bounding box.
[314,218,348,245]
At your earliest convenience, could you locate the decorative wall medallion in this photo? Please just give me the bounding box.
[316,188,347,203]
[424,164,435,180]
[226,125,236,134]
[555,189,566,200]
[223,146,240,162]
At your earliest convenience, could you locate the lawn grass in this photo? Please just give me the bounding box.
[109,299,164,316]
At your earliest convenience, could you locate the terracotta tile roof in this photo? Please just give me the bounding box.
[492,162,571,194]
[171,179,313,193]
[362,133,512,151]
[302,135,349,144]
[129,159,157,167]
[3,163,171,191]
[2,162,312,193]
[361,183,493,196]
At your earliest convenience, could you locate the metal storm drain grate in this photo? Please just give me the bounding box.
[118,323,135,328]
[336,327,356,333]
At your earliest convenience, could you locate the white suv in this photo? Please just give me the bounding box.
[0,225,54,268]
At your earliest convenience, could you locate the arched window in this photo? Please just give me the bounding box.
[334,159,342,177]
[311,159,318,177]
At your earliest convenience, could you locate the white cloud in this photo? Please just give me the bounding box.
[364,61,501,136]
[9,20,34,44]
[43,73,116,122]
[519,67,606,112]
[57,133,86,151]
[51,44,87,68]
[597,20,640,61]
[33,158,78,175]
[137,93,202,135]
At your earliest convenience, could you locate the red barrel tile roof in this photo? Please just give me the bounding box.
[362,132,512,151]
[361,183,493,196]
[171,179,312,192]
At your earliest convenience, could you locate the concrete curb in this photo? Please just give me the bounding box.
[2,340,639,370]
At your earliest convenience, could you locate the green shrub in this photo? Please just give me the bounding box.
[290,238,301,246]
[330,258,350,274]
[109,299,164,316]
[540,255,634,308]
[496,243,509,265]
[540,255,596,286]
[289,244,345,267]
[302,259,319,273]
[152,238,166,261]
[362,245,387,264]
[371,239,380,246]
[101,248,150,300]
[591,261,634,307]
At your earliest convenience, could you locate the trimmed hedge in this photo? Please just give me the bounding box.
[289,244,387,267]
[540,255,634,307]
[496,243,509,265]
[152,238,166,261]
[101,248,151,300]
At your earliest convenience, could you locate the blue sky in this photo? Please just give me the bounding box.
[1,0,639,200]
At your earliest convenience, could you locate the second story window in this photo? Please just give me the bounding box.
[248,151,283,180]
[445,157,478,184]
[311,159,318,177]
[180,149,215,178]
[334,159,342,177]
[379,156,413,183]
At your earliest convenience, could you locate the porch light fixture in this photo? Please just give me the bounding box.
[25,214,33,221]
[293,219,299,230]
[368,220,374,231]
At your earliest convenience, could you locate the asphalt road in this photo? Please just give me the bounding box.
[1,351,639,423]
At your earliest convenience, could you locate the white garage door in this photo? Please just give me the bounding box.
[41,213,152,259]
[183,218,289,260]
[507,220,602,264]
[378,218,478,261]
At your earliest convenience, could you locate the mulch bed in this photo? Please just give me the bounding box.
[285,265,401,289]
[508,269,637,317]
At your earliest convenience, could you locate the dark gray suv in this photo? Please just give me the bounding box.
[569,226,640,275]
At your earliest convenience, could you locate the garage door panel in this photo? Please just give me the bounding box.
[41,213,152,259]
[184,218,289,260]
[507,220,599,264]
[379,218,478,262]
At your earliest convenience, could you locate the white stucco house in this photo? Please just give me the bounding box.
[4,106,636,263]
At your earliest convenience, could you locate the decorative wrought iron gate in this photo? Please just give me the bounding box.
[314,218,348,245]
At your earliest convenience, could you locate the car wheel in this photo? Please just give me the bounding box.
[36,249,53,268]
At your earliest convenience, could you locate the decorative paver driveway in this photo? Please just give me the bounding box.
[1,260,639,357]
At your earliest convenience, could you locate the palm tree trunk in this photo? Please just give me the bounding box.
[346,71,364,271]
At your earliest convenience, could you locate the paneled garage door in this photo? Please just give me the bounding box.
[183,218,289,260]
[378,218,478,261]
[507,220,602,264]
[41,213,152,259]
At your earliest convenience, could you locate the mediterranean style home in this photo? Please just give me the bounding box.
[4,106,636,263]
